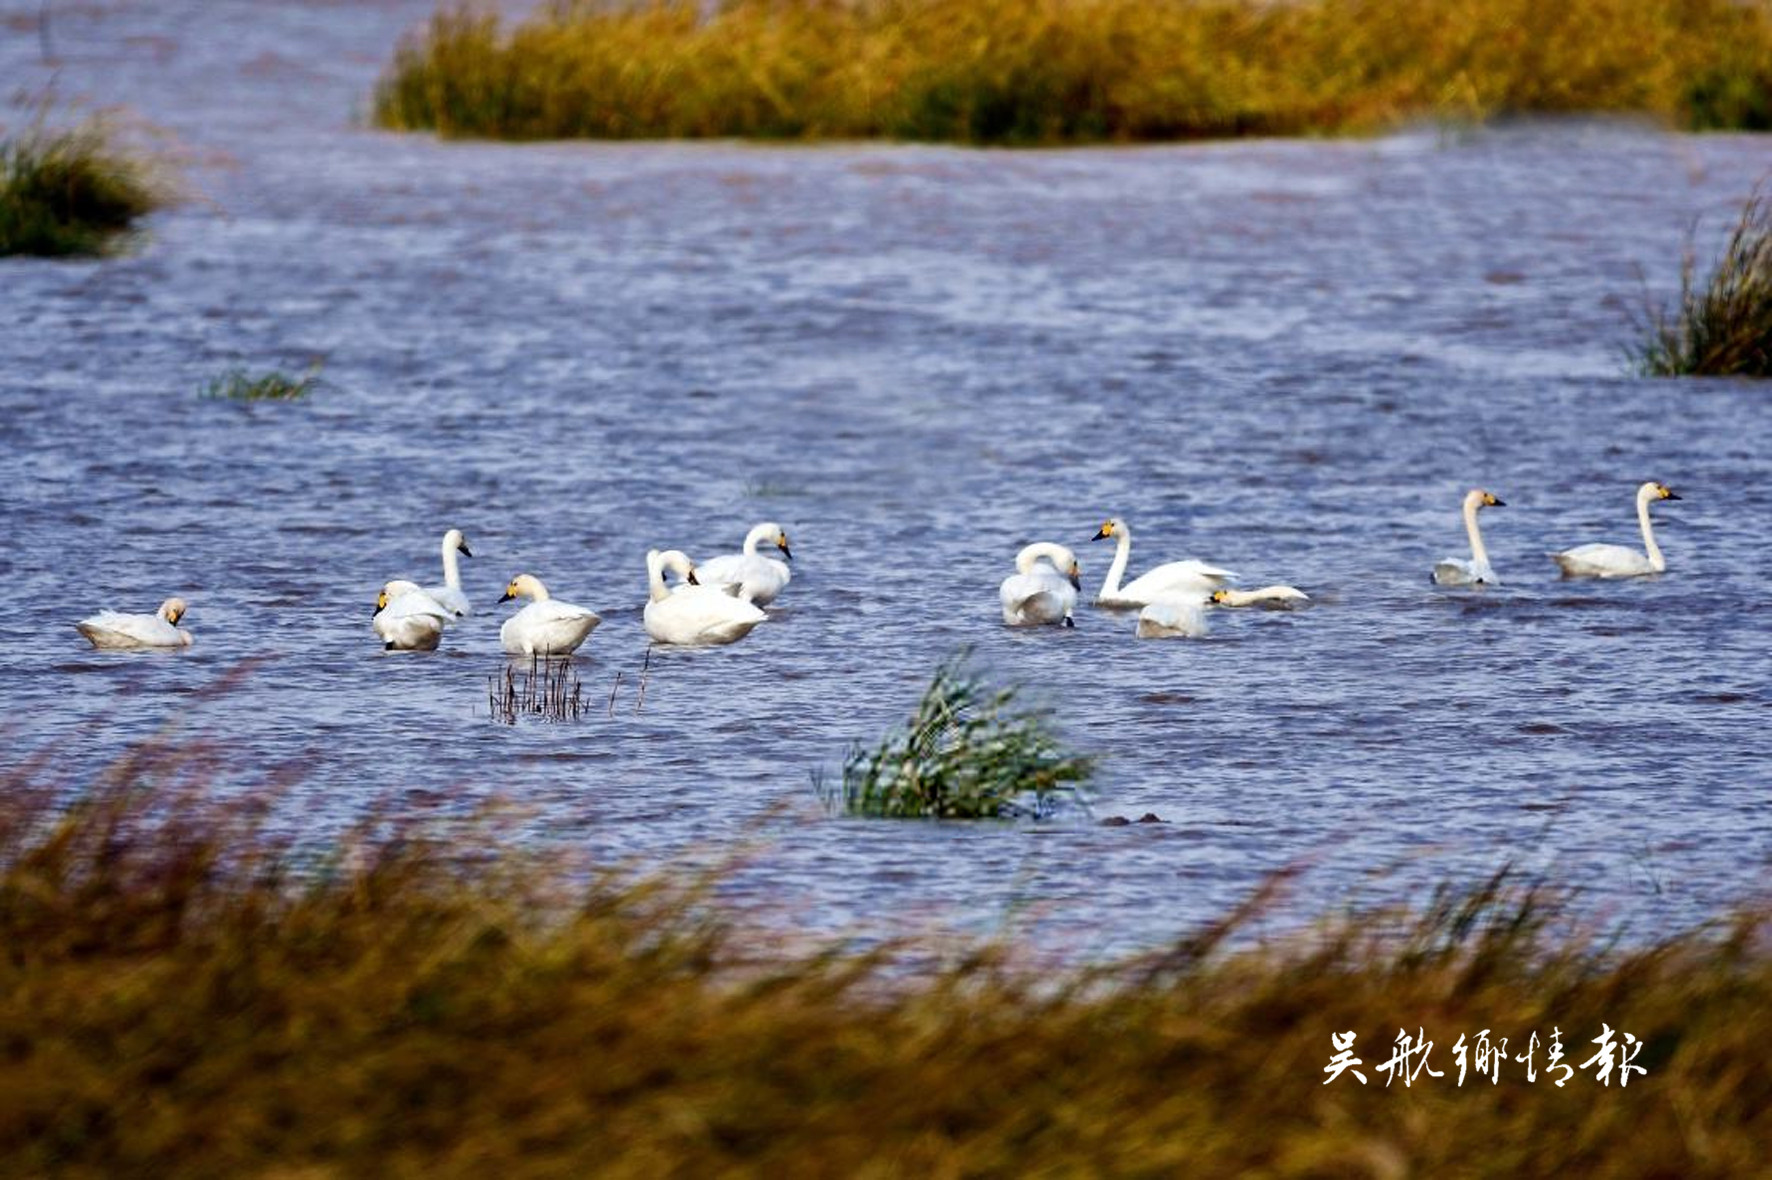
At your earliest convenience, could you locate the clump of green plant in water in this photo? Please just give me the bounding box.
[825,655,1091,818]
[0,122,165,257]
[202,366,322,402]
[1639,187,1772,378]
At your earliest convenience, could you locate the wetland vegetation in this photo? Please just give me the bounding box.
[0,121,165,257]
[1638,186,1772,378]
[374,0,1772,144]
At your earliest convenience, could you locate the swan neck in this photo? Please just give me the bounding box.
[1638,492,1664,571]
[1463,498,1489,567]
[1095,530,1129,596]
[647,559,669,603]
[742,524,771,556]
[529,579,550,603]
[441,541,461,590]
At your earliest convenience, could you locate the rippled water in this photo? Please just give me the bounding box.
[2,1,1769,957]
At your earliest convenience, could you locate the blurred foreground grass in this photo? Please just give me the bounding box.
[3,739,1768,1175]
[0,122,165,256]
[375,0,1772,143]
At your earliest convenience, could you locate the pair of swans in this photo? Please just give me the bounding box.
[1433,482,1680,584]
[374,528,477,651]
[646,549,767,646]
[76,598,192,649]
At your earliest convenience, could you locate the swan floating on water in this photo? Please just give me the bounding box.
[373,581,450,652]
[423,528,473,618]
[1136,596,1209,639]
[1552,481,1680,578]
[644,549,766,645]
[1000,542,1081,627]
[1432,489,1505,586]
[1210,585,1310,607]
[1091,518,1235,607]
[496,574,601,656]
[76,598,192,649]
[696,522,792,605]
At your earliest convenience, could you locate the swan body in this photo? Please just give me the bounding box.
[423,528,473,617]
[1432,489,1505,585]
[76,598,192,649]
[1553,481,1680,578]
[373,581,450,651]
[497,574,601,656]
[1137,596,1210,639]
[1091,518,1235,607]
[696,522,792,605]
[644,549,767,646]
[1210,585,1310,607]
[1000,542,1081,627]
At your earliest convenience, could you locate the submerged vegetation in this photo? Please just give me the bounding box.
[375,0,1772,144]
[202,366,322,402]
[824,655,1092,817]
[1639,188,1772,378]
[0,122,165,256]
[2,744,1769,1174]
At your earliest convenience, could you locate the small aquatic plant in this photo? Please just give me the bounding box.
[202,366,322,402]
[1639,187,1772,378]
[490,656,588,723]
[0,121,165,256]
[825,654,1092,818]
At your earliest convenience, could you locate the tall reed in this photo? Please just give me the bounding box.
[374,0,1772,144]
[1639,187,1772,377]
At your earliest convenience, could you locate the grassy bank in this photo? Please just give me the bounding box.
[374,0,1772,144]
[0,122,165,256]
[2,742,1769,1175]
[1640,187,1772,377]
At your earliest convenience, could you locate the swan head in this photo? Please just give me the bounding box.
[1209,589,1229,605]
[375,580,423,617]
[498,573,548,604]
[158,598,188,626]
[1464,489,1505,509]
[1091,518,1127,543]
[443,528,472,558]
[1641,481,1680,502]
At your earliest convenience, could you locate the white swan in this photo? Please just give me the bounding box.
[1136,596,1209,639]
[76,597,192,649]
[497,573,601,656]
[644,549,767,646]
[373,580,450,651]
[1000,542,1081,627]
[1091,518,1235,607]
[695,522,792,605]
[1552,481,1681,578]
[1432,489,1505,585]
[1210,586,1310,607]
[423,528,473,617]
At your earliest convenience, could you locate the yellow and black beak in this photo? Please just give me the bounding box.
[1068,565,1082,591]
[374,592,389,617]
[459,541,473,558]
[688,569,700,586]
[777,537,793,561]
[497,589,514,603]
[1488,495,1506,507]
[1663,486,1681,501]
[1091,523,1113,541]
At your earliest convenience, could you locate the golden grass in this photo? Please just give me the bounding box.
[3,738,1769,1175]
[374,0,1772,143]
[0,121,166,256]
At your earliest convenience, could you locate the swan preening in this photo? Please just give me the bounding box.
[1091,518,1235,607]
[76,598,192,649]
[1553,481,1680,578]
[1137,597,1209,639]
[424,528,473,617]
[374,581,451,652]
[1000,542,1082,627]
[497,574,602,656]
[1433,489,1505,586]
[1210,586,1310,607]
[645,549,767,646]
[696,522,792,605]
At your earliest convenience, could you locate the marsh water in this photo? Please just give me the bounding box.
[2,1,1768,958]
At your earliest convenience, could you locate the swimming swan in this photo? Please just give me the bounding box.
[1000,542,1081,627]
[1432,489,1505,585]
[1091,518,1235,607]
[1552,481,1681,578]
[424,528,473,618]
[76,598,192,649]
[696,522,792,605]
[373,581,450,651]
[1210,586,1310,607]
[1136,596,1210,639]
[497,574,602,656]
[644,549,767,646]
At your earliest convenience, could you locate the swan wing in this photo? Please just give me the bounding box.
[501,600,601,655]
[1433,558,1497,586]
[1000,573,1075,625]
[1137,597,1209,639]
[76,611,189,649]
[1552,544,1650,578]
[645,588,765,646]
[1119,560,1235,603]
[698,553,790,605]
[422,583,472,618]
